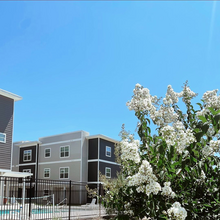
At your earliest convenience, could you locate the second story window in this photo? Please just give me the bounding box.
[0,133,6,143]
[60,146,69,158]
[106,146,111,157]
[23,150,32,162]
[45,148,51,158]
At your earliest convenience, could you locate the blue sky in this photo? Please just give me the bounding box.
[1,1,219,142]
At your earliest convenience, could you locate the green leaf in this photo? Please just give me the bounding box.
[198,115,207,123]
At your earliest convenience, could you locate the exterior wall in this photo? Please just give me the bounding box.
[99,162,120,179]
[81,131,89,182]
[38,161,81,181]
[0,95,14,170]
[88,162,98,182]
[39,131,81,144]
[88,138,98,160]
[99,138,116,162]
[19,165,36,180]
[12,143,19,172]
[19,146,36,164]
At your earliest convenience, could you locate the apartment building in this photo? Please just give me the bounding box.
[12,131,120,196]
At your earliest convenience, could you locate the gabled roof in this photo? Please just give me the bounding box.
[0,89,22,101]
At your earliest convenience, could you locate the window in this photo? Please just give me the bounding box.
[23,150,32,162]
[45,148,51,158]
[23,169,31,173]
[44,168,50,178]
[60,167,69,179]
[105,167,111,178]
[0,133,6,143]
[60,146,69,158]
[106,146,111,157]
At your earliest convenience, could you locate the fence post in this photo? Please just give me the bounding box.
[69,180,71,220]
[29,178,32,219]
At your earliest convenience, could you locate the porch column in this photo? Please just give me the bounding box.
[0,177,5,205]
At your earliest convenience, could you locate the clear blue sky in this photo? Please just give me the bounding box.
[1,1,219,142]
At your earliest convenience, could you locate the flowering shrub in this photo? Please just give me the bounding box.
[101,83,220,220]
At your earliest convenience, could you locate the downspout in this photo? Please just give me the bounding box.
[35,143,39,197]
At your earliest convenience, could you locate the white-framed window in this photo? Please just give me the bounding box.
[105,167,111,178]
[44,168,50,178]
[106,146,111,157]
[60,146,69,158]
[59,167,69,179]
[23,169,31,173]
[0,133,6,143]
[45,148,51,158]
[23,150,32,162]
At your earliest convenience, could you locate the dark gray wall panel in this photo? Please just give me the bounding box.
[0,95,14,170]
[99,162,120,179]
[99,139,116,162]
[19,165,36,180]
[19,146,36,164]
[88,161,98,182]
[88,139,98,160]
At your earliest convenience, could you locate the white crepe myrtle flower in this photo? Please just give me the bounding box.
[179,85,197,104]
[160,121,196,153]
[167,202,187,220]
[120,138,140,163]
[161,182,176,198]
[127,160,161,196]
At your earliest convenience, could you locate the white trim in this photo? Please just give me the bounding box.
[44,168,50,178]
[0,133,6,143]
[88,159,120,165]
[105,167,111,178]
[87,181,103,184]
[18,163,36,166]
[0,89,22,101]
[60,145,70,158]
[44,148,51,158]
[39,159,81,165]
[23,149,32,162]
[59,167,69,179]
[87,134,118,143]
[106,146,111,157]
[40,139,81,146]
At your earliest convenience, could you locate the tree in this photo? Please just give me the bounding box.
[101,83,220,220]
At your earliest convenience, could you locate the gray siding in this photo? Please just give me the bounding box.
[88,138,98,160]
[39,131,82,144]
[0,95,14,170]
[99,162,120,179]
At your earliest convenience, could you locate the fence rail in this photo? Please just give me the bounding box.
[0,176,105,220]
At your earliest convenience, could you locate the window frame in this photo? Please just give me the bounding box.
[23,169,31,173]
[60,146,70,158]
[23,150,32,162]
[44,148,51,158]
[0,133,6,143]
[44,168,50,178]
[59,167,69,179]
[106,146,111,157]
[105,167,111,178]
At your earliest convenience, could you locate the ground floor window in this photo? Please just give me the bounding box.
[60,167,69,179]
[105,167,111,178]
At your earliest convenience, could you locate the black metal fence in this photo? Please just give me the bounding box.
[0,176,104,220]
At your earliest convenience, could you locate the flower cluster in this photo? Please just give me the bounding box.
[167,202,187,220]
[160,121,196,153]
[126,83,157,113]
[197,89,220,117]
[179,85,197,105]
[202,140,220,157]
[161,182,176,198]
[120,138,140,164]
[127,160,161,196]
